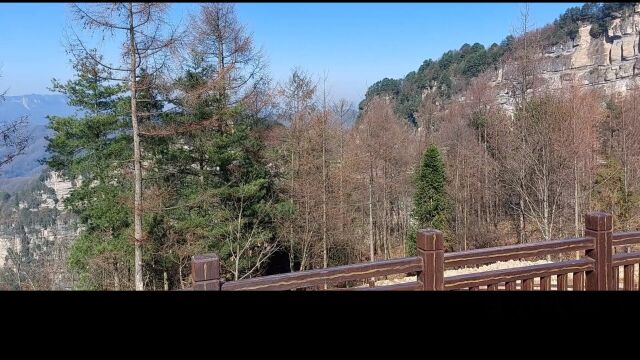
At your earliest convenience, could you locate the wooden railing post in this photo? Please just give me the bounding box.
[584,212,613,290]
[416,229,444,291]
[192,254,221,291]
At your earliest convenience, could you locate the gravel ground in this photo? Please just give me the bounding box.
[369,259,551,287]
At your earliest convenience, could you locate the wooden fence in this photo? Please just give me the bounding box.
[188,211,640,291]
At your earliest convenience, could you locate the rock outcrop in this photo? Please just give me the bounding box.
[0,171,78,289]
[493,7,640,113]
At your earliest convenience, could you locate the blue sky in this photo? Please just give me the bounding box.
[0,2,580,104]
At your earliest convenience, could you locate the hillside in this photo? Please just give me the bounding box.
[360,2,640,121]
[0,94,72,126]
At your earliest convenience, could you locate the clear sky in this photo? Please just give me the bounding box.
[0,2,581,104]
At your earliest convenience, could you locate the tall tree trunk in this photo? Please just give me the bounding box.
[519,195,525,244]
[477,194,481,227]
[543,161,551,261]
[464,158,468,251]
[382,163,389,260]
[543,152,550,241]
[114,261,120,291]
[289,150,295,272]
[322,87,328,289]
[484,127,490,225]
[368,156,375,287]
[216,23,231,131]
[129,3,144,291]
[622,98,630,254]
[235,244,240,281]
[163,271,168,291]
[623,100,628,197]
[494,123,500,229]
[574,158,580,260]
[368,159,375,263]
[339,127,345,247]
[455,155,460,250]
[322,106,328,271]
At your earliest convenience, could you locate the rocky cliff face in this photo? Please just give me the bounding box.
[493,4,640,113]
[0,171,79,289]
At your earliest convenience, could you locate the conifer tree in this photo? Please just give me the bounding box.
[46,53,132,289]
[407,144,448,255]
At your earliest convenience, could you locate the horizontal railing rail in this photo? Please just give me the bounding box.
[612,231,640,247]
[612,252,640,267]
[444,237,595,268]
[221,256,422,291]
[336,281,423,291]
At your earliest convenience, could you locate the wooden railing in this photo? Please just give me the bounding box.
[188,211,640,291]
[612,231,640,290]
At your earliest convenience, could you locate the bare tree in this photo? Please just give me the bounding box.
[504,92,573,244]
[321,74,329,272]
[503,3,545,244]
[68,2,181,290]
[0,72,31,171]
[349,97,414,263]
[189,3,269,120]
[508,3,544,107]
[416,91,439,152]
[595,80,640,231]
[331,98,353,256]
[225,192,279,281]
[0,117,31,171]
[275,68,317,271]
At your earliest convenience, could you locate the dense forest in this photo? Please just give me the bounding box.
[2,2,640,290]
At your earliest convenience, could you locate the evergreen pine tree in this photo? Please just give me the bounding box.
[147,58,284,282]
[46,53,132,289]
[407,144,448,255]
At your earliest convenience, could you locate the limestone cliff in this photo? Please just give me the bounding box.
[493,4,640,113]
[0,171,79,289]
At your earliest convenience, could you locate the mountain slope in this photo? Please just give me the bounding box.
[360,3,640,122]
[0,94,72,125]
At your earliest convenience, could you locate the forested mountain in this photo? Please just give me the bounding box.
[354,2,640,258]
[359,3,638,122]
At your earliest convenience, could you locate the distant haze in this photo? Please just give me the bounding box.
[0,94,75,187]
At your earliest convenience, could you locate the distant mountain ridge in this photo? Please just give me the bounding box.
[0,94,72,125]
[0,94,76,188]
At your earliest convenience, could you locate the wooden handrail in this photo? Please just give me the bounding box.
[221,256,422,291]
[444,237,594,268]
[335,281,422,291]
[612,231,640,247]
[354,282,422,291]
[612,252,640,267]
